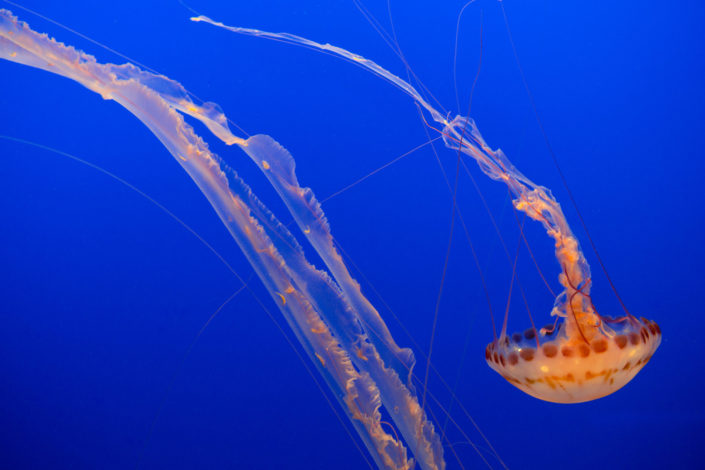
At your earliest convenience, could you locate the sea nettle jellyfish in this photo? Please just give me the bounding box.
[0,6,659,470]
[188,14,661,405]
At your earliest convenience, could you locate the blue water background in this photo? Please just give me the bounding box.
[1,1,703,468]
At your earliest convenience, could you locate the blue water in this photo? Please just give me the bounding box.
[1,1,703,468]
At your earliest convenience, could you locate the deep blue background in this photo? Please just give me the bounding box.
[1,1,703,468]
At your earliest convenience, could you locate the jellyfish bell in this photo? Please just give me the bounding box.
[486,300,661,404]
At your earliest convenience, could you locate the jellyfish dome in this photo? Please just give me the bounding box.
[486,311,661,403]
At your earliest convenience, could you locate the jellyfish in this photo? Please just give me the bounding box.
[0,5,660,470]
[189,15,661,404]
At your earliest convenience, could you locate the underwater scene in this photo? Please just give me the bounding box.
[1,1,703,468]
